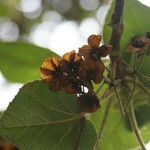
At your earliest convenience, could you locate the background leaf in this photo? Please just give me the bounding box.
[90,101,150,150]
[103,0,150,74]
[0,42,57,83]
[0,80,97,150]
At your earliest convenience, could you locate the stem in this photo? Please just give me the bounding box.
[109,0,125,79]
[109,0,125,116]
[96,82,105,94]
[136,75,150,96]
[93,99,112,150]
[124,52,136,113]
[113,85,125,116]
[128,103,146,150]
[133,52,137,71]
[135,47,147,72]
[124,75,136,113]
[109,0,124,54]
[73,118,85,150]
[100,86,112,101]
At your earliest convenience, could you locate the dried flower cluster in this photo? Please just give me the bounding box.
[40,35,112,113]
[127,32,150,52]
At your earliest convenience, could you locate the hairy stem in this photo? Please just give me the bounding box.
[93,99,112,150]
[109,0,124,52]
[113,85,125,116]
[124,75,136,113]
[109,0,124,79]
[101,86,112,101]
[128,103,146,150]
[135,47,147,72]
[96,82,105,94]
[124,52,136,113]
[108,0,125,117]
[73,118,86,150]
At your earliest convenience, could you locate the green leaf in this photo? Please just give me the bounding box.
[0,80,97,150]
[90,101,150,150]
[103,0,150,74]
[0,42,57,83]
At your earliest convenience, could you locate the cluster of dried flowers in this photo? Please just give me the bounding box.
[40,35,112,113]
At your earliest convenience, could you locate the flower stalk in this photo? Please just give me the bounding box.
[128,103,146,150]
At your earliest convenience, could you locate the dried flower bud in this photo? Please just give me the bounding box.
[78,92,100,113]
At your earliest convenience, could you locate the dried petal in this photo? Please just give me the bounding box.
[78,60,105,84]
[88,35,101,48]
[41,57,55,71]
[61,50,81,75]
[40,57,62,90]
[78,92,100,113]
[40,68,53,80]
[98,44,112,57]
[127,45,145,52]
[62,50,80,63]
[63,79,82,94]
[78,45,91,61]
[140,34,150,45]
[93,61,105,83]
[126,36,146,52]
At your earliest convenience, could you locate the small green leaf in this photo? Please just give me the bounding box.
[0,42,57,83]
[90,101,150,150]
[103,0,150,74]
[0,80,97,150]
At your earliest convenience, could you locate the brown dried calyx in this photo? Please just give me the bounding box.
[40,35,112,113]
[127,33,150,52]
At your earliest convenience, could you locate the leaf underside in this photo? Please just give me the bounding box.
[0,80,97,150]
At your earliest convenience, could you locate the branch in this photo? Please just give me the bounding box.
[109,0,124,54]
[109,0,124,80]
[109,0,124,53]
[128,103,146,150]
